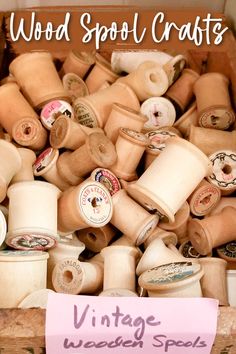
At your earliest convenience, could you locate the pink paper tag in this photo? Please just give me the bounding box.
[46,293,218,354]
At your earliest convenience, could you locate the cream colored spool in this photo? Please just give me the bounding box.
[144,227,178,249]
[110,128,149,181]
[173,103,198,138]
[62,73,89,102]
[136,235,185,276]
[33,147,71,191]
[127,137,211,223]
[6,181,60,250]
[52,257,103,294]
[189,126,236,157]
[111,50,173,74]
[47,235,85,289]
[0,250,48,308]
[158,201,190,244]
[61,51,95,78]
[0,140,22,202]
[101,245,139,294]
[227,270,236,307]
[73,82,140,128]
[50,115,102,150]
[104,103,147,143]
[199,257,228,306]
[85,56,119,94]
[117,61,169,101]
[9,52,69,109]
[11,148,36,184]
[139,261,203,298]
[207,150,236,194]
[18,289,54,309]
[77,224,117,253]
[141,97,176,131]
[58,181,113,234]
[0,83,39,135]
[110,189,159,246]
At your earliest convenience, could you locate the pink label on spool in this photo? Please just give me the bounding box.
[33,147,54,174]
[41,100,73,129]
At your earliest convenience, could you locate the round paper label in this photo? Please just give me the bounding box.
[199,108,235,130]
[8,234,56,251]
[191,185,220,215]
[141,98,176,129]
[33,147,54,174]
[208,151,236,189]
[218,241,236,259]
[78,183,112,226]
[41,100,73,130]
[73,101,99,128]
[146,129,176,152]
[63,73,89,102]
[180,241,201,258]
[93,169,121,196]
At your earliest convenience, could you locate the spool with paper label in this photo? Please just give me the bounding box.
[40,100,74,130]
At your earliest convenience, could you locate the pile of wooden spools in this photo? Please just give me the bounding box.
[0,49,235,309]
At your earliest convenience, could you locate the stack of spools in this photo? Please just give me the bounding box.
[0,49,235,309]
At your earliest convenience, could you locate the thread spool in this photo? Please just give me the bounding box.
[85,55,119,94]
[11,148,36,184]
[227,270,236,307]
[33,148,72,191]
[73,82,140,128]
[52,256,103,294]
[174,103,198,138]
[110,128,149,181]
[188,179,221,217]
[189,126,236,156]
[144,227,178,249]
[104,103,147,143]
[57,132,117,185]
[188,206,236,255]
[60,51,95,78]
[111,50,173,74]
[159,201,190,244]
[144,127,181,169]
[100,245,139,296]
[89,168,121,196]
[77,224,117,253]
[6,181,60,250]
[49,115,103,150]
[162,55,186,86]
[207,150,236,195]
[165,69,199,113]
[12,117,48,151]
[136,232,185,276]
[0,250,49,308]
[141,97,176,131]
[0,140,22,202]
[193,73,235,130]
[9,52,69,109]
[62,73,89,102]
[217,241,236,269]
[18,289,54,309]
[0,83,39,137]
[57,181,113,234]
[127,137,211,223]
[199,257,228,306]
[110,189,159,246]
[47,235,85,289]
[179,240,212,259]
[40,100,74,130]
[209,197,236,216]
[138,261,203,298]
[118,61,169,101]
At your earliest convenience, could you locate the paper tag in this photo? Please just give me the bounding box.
[46,293,218,354]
